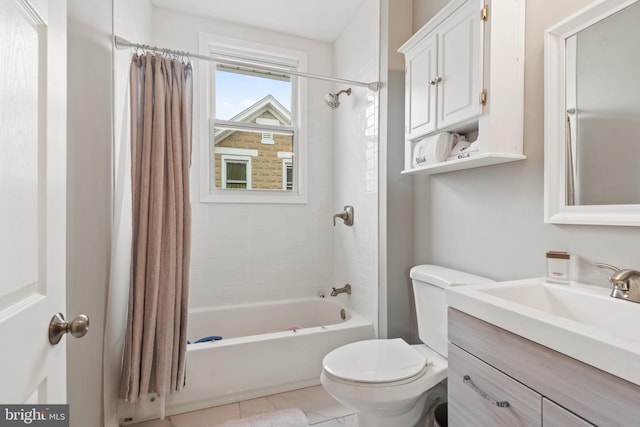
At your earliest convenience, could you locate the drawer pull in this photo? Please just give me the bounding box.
[463,375,510,408]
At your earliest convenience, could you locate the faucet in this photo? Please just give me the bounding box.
[331,284,352,296]
[595,263,640,303]
[333,205,354,226]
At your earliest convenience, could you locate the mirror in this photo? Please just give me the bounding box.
[545,0,640,225]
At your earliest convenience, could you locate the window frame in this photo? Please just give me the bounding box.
[198,33,308,204]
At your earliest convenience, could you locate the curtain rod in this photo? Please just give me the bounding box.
[114,36,381,92]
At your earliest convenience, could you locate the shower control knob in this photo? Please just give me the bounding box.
[48,313,90,345]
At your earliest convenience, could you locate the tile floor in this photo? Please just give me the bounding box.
[129,385,356,427]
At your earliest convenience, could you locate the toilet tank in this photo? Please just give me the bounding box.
[410,265,493,357]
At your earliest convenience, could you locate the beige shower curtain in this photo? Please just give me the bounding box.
[120,53,193,402]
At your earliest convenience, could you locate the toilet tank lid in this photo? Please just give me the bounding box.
[410,265,494,288]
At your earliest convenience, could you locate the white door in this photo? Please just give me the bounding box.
[405,34,438,139]
[436,0,483,129]
[0,0,69,403]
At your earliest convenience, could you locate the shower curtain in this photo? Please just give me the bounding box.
[119,52,193,403]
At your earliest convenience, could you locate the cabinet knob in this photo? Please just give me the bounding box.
[429,76,442,86]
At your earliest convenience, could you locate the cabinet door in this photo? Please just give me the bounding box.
[542,399,595,427]
[436,0,483,129]
[448,344,541,427]
[405,34,437,138]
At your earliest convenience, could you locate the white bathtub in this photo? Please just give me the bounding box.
[127,297,373,421]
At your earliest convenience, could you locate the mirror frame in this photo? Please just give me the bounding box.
[544,0,640,226]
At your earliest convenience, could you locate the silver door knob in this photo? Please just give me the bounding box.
[49,313,90,345]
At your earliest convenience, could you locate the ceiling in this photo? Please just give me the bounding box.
[151,0,365,43]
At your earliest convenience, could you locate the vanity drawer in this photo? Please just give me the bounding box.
[448,343,541,427]
[542,398,595,427]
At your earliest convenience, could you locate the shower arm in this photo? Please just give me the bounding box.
[114,36,381,92]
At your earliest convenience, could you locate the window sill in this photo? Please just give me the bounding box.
[199,189,308,204]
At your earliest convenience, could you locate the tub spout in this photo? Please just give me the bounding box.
[331,284,351,296]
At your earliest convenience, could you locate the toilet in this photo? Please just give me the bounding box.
[321,265,493,427]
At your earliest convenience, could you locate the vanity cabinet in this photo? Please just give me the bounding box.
[399,0,526,175]
[542,399,595,427]
[448,308,640,426]
[448,344,540,426]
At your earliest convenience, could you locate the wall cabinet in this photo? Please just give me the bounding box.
[448,308,640,426]
[399,0,526,175]
[403,0,482,139]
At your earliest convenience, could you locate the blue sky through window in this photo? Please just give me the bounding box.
[215,69,292,120]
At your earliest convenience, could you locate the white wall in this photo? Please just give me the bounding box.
[332,0,380,330]
[410,0,640,298]
[380,0,416,342]
[413,0,450,32]
[150,8,337,308]
[67,0,114,425]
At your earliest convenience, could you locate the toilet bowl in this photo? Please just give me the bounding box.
[321,265,493,427]
[321,339,447,427]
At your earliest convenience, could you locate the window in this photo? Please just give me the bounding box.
[199,33,308,204]
[282,159,293,190]
[221,156,251,189]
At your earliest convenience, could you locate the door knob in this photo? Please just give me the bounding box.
[49,313,90,345]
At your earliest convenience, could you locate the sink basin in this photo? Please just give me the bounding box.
[478,282,640,342]
[447,278,640,386]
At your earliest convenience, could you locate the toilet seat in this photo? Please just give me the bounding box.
[322,338,427,384]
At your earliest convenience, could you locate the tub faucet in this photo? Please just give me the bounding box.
[596,263,640,303]
[333,205,354,226]
[331,284,351,296]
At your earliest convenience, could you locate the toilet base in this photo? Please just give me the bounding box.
[347,381,446,427]
[353,392,427,427]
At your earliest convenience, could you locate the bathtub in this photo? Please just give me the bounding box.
[126,297,373,421]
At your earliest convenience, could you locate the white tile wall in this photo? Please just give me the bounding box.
[150,8,340,308]
[151,5,381,319]
[332,0,380,329]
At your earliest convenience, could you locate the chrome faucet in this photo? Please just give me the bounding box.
[331,284,352,296]
[596,263,640,303]
[333,205,354,226]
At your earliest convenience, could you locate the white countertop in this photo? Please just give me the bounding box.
[446,278,640,387]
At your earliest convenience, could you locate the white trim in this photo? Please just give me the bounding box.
[214,147,258,157]
[277,152,293,159]
[199,32,308,204]
[544,0,640,226]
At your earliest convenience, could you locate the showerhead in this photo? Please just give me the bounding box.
[324,88,352,109]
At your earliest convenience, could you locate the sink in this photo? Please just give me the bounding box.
[478,282,640,342]
[447,278,640,386]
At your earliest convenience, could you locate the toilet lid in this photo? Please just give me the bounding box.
[323,339,427,383]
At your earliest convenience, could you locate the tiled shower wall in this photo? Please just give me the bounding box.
[150,3,380,327]
[150,8,338,308]
[332,0,380,331]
